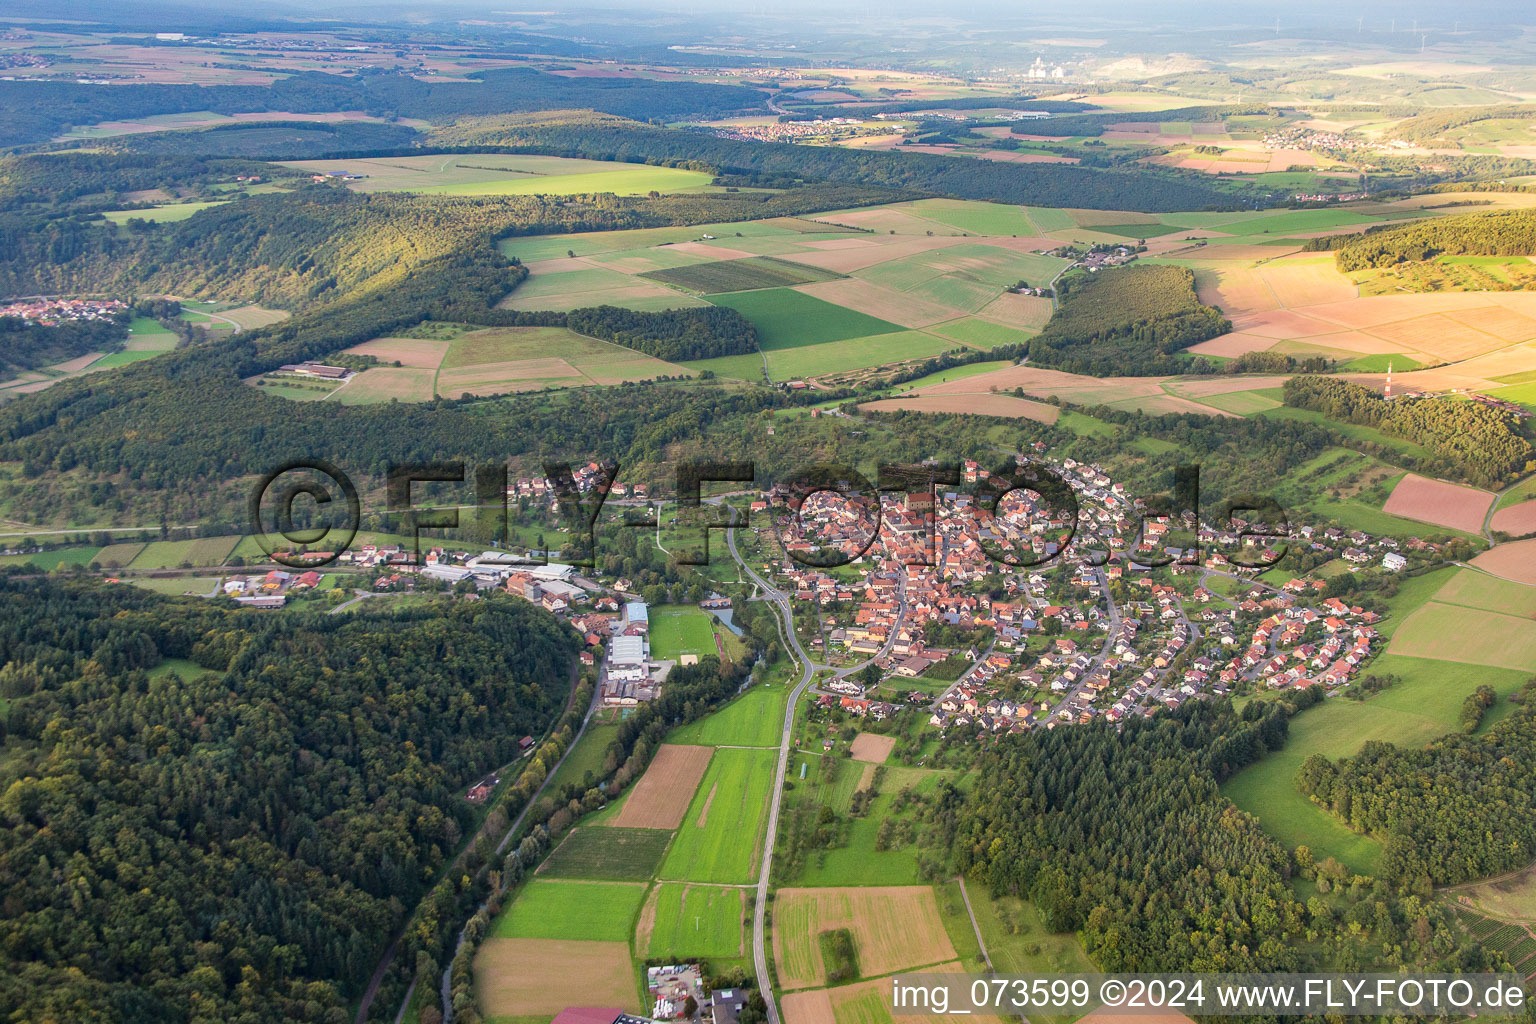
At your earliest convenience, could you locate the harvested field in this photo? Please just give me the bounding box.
[859,394,1058,423]
[1381,474,1494,534]
[1187,332,1276,357]
[795,278,962,328]
[975,293,1054,329]
[849,733,897,763]
[1386,602,1536,671]
[1235,310,1346,340]
[474,938,639,1018]
[1473,539,1536,586]
[773,887,958,991]
[333,367,436,404]
[609,744,713,830]
[1492,501,1536,537]
[342,337,450,369]
[1254,259,1358,307]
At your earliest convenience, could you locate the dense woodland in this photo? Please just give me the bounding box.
[1295,679,1536,889]
[434,113,1244,213]
[1027,264,1231,376]
[0,575,577,1023]
[951,692,1498,974]
[1282,376,1535,487]
[0,69,767,149]
[1305,208,1536,270]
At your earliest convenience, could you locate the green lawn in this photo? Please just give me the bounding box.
[90,350,161,368]
[1339,354,1423,373]
[648,605,719,661]
[490,879,647,941]
[886,360,1012,391]
[646,883,747,958]
[101,201,227,225]
[970,889,1095,1020]
[127,576,222,596]
[415,166,715,197]
[927,317,1029,348]
[544,720,621,796]
[659,746,776,884]
[667,684,788,747]
[759,331,953,381]
[903,198,1043,236]
[0,546,100,570]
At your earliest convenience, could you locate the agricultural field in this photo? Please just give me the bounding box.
[474,938,640,1018]
[780,962,1008,1024]
[640,256,846,293]
[1223,568,1536,873]
[658,746,777,883]
[609,744,714,831]
[772,886,957,990]
[849,734,896,764]
[490,879,647,942]
[0,545,101,569]
[642,883,747,959]
[278,154,718,196]
[666,684,789,747]
[539,826,674,882]
[128,536,240,568]
[1380,474,1495,534]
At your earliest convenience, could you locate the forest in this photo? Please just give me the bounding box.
[1294,678,1536,889]
[1282,376,1535,487]
[432,113,1245,213]
[950,690,1501,974]
[1026,264,1231,376]
[0,574,578,1023]
[0,68,767,149]
[1306,208,1536,269]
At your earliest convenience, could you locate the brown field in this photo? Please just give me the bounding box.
[343,337,450,369]
[1256,260,1358,308]
[1444,305,1536,343]
[1381,474,1494,534]
[1386,602,1536,671]
[1492,502,1536,537]
[1164,375,1290,398]
[849,733,897,763]
[782,963,1010,1024]
[1474,539,1536,585]
[859,394,1059,423]
[773,887,958,991]
[436,358,586,395]
[974,293,1054,329]
[809,208,963,237]
[50,353,107,373]
[334,367,436,404]
[795,279,962,328]
[474,938,639,1018]
[800,238,882,251]
[1197,267,1277,313]
[1368,314,1504,362]
[608,744,714,830]
[1187,332,1275,357]
[1104,393,1237,417]
[668,242,756,260]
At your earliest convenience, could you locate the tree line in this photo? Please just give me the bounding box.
[1304,208,1536,271]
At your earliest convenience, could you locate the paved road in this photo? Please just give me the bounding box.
[728,523,814,1024]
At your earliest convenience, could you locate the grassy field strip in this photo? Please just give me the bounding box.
[659,746,777,883]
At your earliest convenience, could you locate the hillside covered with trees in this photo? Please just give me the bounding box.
[1306,208,1536,270]
[0,575,577,1022]
[1282,376,1534,486]
[1026,264,1230,376]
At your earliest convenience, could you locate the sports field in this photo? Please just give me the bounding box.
[667,684,788,747]
[539,825,673,881]
[643,883,746,958]
[491,879,647,941]
[648,605,720,660]
[658,746,777,883]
